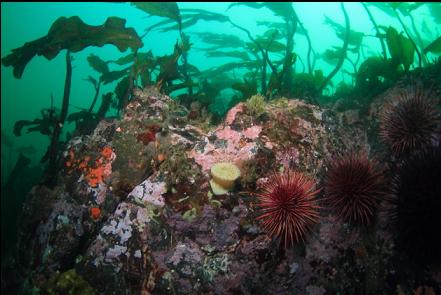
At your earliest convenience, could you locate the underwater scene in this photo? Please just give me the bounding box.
[1,2,441,294]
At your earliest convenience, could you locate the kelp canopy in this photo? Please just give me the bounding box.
[1,2,440,170]
[3,2,440,111]
[2,16,142,78]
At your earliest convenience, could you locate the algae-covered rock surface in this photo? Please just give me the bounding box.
[6,87,441,294]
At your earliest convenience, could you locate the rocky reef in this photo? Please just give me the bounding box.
[5,86,440,294]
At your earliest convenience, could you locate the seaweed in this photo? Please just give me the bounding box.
[319,3,351,94]
[291,71,326,102]
[13,107,58,137]
[205,50,250,61]
[2,16,141,187]
[423,36,441,54]
[194,32,244,50]
[131,2,181,23]
[228,2,294,20]
[1,16,141,78]
[229,2,302,97]
[356,57,398,99]
[324,15,364,48]
[42,269,95,295]
[67,93,113,136]
[142,9,228,38]
[245,94,266,118]
[232,78,258,101]
[427,3,441,24]
[104,50,157,110]
[84,54,107,113]
[158,144,200,191]
[361,3,387,61]
[87,53,109,75]
[383,26,415,71]
[156,41,188,93]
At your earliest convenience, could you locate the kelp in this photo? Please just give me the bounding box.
[1,16,142,78]
[265,2,295,20]
[258,21,307,37]
[427,3,441,24]
[144,9,228,35]
[68,92,113,135]
[391,2,425,15]
[384,26,415,70]
[134,3,195,96]
[194,32,244,49]
[184,9,228,24]
[13,109,57,137]
[361,3,387,61]
[85,53,123,113]
[84,76,98,90]
[206,50,250,60]
[85,59,103,113]
[108,52,138,66]
[227,3,265,10]
[178,63,200,77]
[67,110,94,124]
[356,57,398,97]
[114,77,130,110]
[228,2,294,20]
[131,2,181,23]
[367,3,423,67]
[159,12,229,33]
[366,2,396,17]
[205,74,239,94]
[423,36,441,54]
[273,53,297,69]
[87,54,109,74]
[1,130,13,148]
[258,13,314,74]
[133,52,156,77]
[101,68,130,85]
[246,38,286,53]
[107,51,155,73]
[228,4,299,97]
[164,80,196,95]
[263,28,284,41]
[322,47,345,65]
[324,15,364,48]
[200,60,261,79]
[291,71,326,101]
[156,41,189,92]
[319,3,350,94]
[368,2,424,17]
[232,78,258,100]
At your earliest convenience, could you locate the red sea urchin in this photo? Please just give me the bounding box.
[324,152,385,226]
[256,170,320,248]
[379,86,440,157]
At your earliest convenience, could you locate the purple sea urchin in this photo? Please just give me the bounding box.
[379,86,440,157]
[255,170,320,248]
[324,152,385,226]
[392,145,441,265]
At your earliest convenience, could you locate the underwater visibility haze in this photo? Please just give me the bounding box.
[1,2,441,294]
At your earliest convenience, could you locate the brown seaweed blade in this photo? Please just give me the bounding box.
[131,2,181,23]
[423,36,441,54]
[1,16,142,78]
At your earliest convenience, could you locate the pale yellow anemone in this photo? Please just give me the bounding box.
[209,162,241,195]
